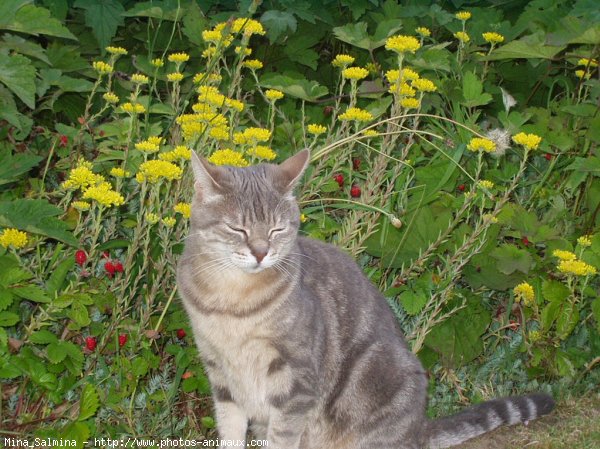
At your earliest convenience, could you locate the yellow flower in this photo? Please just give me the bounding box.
[162,217,177,227]
[338,107,373,122]
[478,180,495,190]
[243,59,263,70]
[578,58,598,67]
[147,136,163,146]
[232,18,265,36]
[365,62,379,75]
[168,52,190,64]
[248,145,277,161]
[467,137,496,153]
[514,282,535,305]
[135,141,160,153]
[0,228,28,249]
[300,213,308,223]
[385,35,421,54]
[106,46,127,55]
[110,167,130,178]
[400,97,420,109]
[483,213,498,223]
[131,73,149,84]
[265,89,284,101]
[151,58,164,68]
[362,129,378,137]
[482,32,505,44]
[208,149,249,167]
[137,160,183,183]
[577,235,592,247]
[388,82,416,97]
[159,145,192,162]
[575,70,591,79]
[92,61,113,75]
[528,330,542,343]
[416,27,431,37]
[454,31,470,43]
[307,124,327,135]
[332,54,355,68]
[455,11,472,21]
[174,202,192,219]
[82,183,124,208]
[146,212,159,224]
[202,29,227,44]
[557,260,597,276]
[209,126,230,141]
[72,201,90,211]
[225,98,244,112]
[552,249,577,261]
[385,68,419,83]
[103,92,119,104]
[342,67,369,80]
[512,132,542,150]
[241,127,271,143]
[202,47,218,58]
[412,78,437,92]
[235,46,252,56]
[167,72,184,83]
[62,161,105,190]
[121,102,145,114]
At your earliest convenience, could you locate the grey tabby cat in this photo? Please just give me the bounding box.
[177,149,554,449]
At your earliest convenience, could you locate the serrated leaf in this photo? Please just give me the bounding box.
[11,285,51,303]
[0,53,36,108]
[61,421,90,449]
[0,311,20,327]
[0,327,6,348]
[56,76,94,93]
[181,1,207,46]
[122,0,182,20]
[556,303,579,340]
[78,383,99,421]
[491,244,532,275]
[0,33,50,64]
[260,73,328,102]
[461,71,492,108]
[541,299,562,332]
[260,10,297,43]
[0,147,43,186]
[30,329,59,344]
[333,22,371,49]
[74,0,124,50]
[399,290,427,316]
[3,3,77,40]
[62,341,84,375]
[592,298,600,333]
[0,359,21,378]
[541,280,570,303]
[0,255,32,287]
[46,257,75,296]
[0,199,78,246]
[47,341,67,363]
[67,302,90,328]
[131,357,149,377]
[486,40,565,60]
[0,286,14,312]
[566,156,600,174]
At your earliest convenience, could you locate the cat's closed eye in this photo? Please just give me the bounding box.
[225,223,248,238]
[268,228,285,239]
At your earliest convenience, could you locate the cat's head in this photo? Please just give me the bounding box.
[188,149,309,274]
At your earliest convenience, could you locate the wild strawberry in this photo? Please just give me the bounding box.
[350,184,361,198]
[75,250,87,266]
[58,135,69,147]
[457,184,466,192]
[104,261,116,276]
[113,261,124,273]
[544,153,552,161]
[352,158,361,170]
[522,236,530,246]
[176,328,186,339]
[78,117,85,125]
[333,173,344,187]
[102,251,110,259]
[323,106,334,117]
[99,130,105,137]
[182,371,194,380]
[508,320,520,331]
[118,334,127,347]
[85,336,97,351]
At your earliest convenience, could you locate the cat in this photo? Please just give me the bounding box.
[176,149,554,449]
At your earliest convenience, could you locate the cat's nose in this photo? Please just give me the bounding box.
[251,248,268,263]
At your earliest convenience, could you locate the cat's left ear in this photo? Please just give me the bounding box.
[278,149,310,193]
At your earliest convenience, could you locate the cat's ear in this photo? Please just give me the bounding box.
[278,149,310,193]
[191,150,226,199]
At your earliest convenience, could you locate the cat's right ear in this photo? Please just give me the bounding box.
[191,151,225,200]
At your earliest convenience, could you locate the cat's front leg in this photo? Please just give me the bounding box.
[212,385,248,444]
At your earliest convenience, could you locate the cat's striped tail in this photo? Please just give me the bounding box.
[427,393,555,448]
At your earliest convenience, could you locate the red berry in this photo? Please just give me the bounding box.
[58,135,69,147]
[522,236,530,246]
[323,106,334,116]
[114,261,124,273]
[78,117,85,125]
[457,184,466,192]
[544,153,552,161]
[508,320,520,331]
[352,158,361,170]
[176,329,186,339]
[75,250,87,266]
[333,173,344,187]
[99,130,105,137]
[350,184,361,198]
[85,336,97,351]
[182,371,193,379]
[104,261,116,275]
[102,251,110,259]
[118,334,127,347]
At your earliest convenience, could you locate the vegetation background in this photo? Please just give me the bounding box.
[0,0,599,446]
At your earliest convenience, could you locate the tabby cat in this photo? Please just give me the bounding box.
[176,149,554,449]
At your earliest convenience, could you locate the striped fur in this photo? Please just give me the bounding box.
[177,150,554,449]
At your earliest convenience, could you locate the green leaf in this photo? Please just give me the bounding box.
[201,416,215,429]
[60,421,90,449]
[0,199,78,246]
[73,0,124,50]
[261,10,297,43]
[0,147,43,186]
[46,258,75,297]
[62,341,84,375]
[333,22,371,50]
[0,255,32,287]
[461,71,492,108]
[0,327,6,349]
[131,357,149,377]
[260,73,328,102]
[486,40,565,60]
[0,311,20,327]
[0,53,36,108]
[123,0,182,20]
[541,280,570,303]
[541,299,562,332]
[0,286,14,312]
[47,341,67,363]
[490,244,532,275]
[78,383,100,421]
[12,285,51,303]
[67,302,90,328]
[592,298,600,333]
[181,1,207,46]
[399,290,427,316]
[30,329,59,345]
[566,156,600,174]
[0,33,50,64]
[56,76,95,93]
[556,303,579,340]
[2,2,77,40]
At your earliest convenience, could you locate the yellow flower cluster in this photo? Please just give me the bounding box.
[243,59,263,70]
[232,18,265,36]
[528,330,542,342]
[235,46,252,56]
[332,54,355,67]
[131,73,149,84]
[416,27,431,37]
[577,235,592,247]
[72,201,90,211]
[135,139,160,153]
[103,92,119,104]
[385,35,421,54]
[82,182,125,207]
[234,127,271,144]
[247,145,277,161]
[136,160,183,183]
[482,213,498,223]
[557,260,597,276]
[62,161,104,190]
[307,124,327,135]
[454,31,470,43]
[121,102,145,114]
[162,217,177,227]
[400,98,420,109]
[265,89,284,101]
[159,145,192,162]
[339,107,373,122]
[389,82,416,96]
[412,78,437,92]
[575,70,591,79]
[174,202,192,219]
[92,61,113,74]
[552,249,577,261]
[483,32,505,44]
[467,137,496,153]
[151,58,164,68]
[106,46,127,55]
[512,132,542,150]
[110,167,130,178]
[167,72,184,83]
[478,180,495,189]
[362,129,378,137]
[208,149,248,167]
[146,212,160,224]
[455,11,472,20]
[514,282,535,305]
[342,67,369,80]
[578,58,598,67]
[168,52,190,64]
[0,228,28,249]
